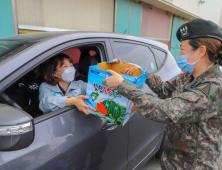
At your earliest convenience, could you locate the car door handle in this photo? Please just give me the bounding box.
[102,121,118,131]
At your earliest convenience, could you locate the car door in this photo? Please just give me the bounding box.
[0,38,128,170]
[109,39,166,169]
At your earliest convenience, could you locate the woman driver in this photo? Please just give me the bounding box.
[39,53,96,114]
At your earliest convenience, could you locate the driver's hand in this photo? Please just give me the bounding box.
[113,58,126,64]
[66,95,96,115]
[112,58,142,76]
[121,68,134,76]
[120,63,142,76]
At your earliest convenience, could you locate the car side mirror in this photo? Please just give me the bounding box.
[0,104,34,151]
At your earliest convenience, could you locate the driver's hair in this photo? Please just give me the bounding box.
[42,53,73,85]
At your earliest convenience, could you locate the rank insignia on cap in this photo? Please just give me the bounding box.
[180,25,189,38]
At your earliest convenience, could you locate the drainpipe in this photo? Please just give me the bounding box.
[11,0,18,35]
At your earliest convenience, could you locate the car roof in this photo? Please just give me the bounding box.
[0,31,168,83]
[0,31,168,50]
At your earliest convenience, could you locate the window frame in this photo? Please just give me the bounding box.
[0,38,113,124]
[149,45,169,67]
[109,39,161,74]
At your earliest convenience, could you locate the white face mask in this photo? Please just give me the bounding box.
[56,67,76,83]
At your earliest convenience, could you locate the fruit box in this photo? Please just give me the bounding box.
[85,61,148,127]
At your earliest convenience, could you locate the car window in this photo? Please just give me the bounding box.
[151,48,166,63]
[113,42,157,73]
[3,44,104,118]
[62,48,98,65]
[63,48,81,64]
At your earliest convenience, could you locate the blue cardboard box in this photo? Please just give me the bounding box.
[85,62,148,127]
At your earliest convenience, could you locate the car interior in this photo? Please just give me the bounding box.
[0,45,102,118]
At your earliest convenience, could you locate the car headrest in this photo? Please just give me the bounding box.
[78,50,99,77]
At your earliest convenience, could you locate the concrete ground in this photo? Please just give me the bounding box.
[140,157,161,170]
[140,154,222,170]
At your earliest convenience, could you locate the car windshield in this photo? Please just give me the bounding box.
[0,40,34,63]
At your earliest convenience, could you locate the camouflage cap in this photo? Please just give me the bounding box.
[176,18,222,42]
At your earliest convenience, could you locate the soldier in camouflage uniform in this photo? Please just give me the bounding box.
[103,18,222,169]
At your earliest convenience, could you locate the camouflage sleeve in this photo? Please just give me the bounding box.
[118,80,221,124]
[146,73,176,99]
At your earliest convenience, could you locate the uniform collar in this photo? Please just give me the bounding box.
[195,63,221,82]
[51,81,80,93]
[185,63,221,89]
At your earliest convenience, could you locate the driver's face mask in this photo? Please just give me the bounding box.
[56,66,76,83]
[176,50,201,74]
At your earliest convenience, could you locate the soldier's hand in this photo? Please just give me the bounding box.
[103,70,124,90]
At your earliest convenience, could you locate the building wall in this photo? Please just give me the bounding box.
[16,0,114,32]
[0,0,15,38]
[115,0,142,36]
[115,0,131,34]
[170,17,184,59]
[164,0,173,4]
[15,0,222,56]
[116,0,173,48]
[141,6,171,40]
[129,1,142,36]
[19,29,44,34]
[171,0,222,26]
[219,8,222,28]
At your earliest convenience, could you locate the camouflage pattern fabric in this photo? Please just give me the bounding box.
[118,64,222,170]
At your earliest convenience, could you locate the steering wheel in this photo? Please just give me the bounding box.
[0,92,24,110]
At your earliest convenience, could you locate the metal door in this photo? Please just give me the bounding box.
[115,0,142,36]
[0,0,15,38]
[129,2,142,36]
[115,0,130,34]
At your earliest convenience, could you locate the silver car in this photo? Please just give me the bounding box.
[0,32,180,170]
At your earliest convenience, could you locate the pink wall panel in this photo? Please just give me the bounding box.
[141,6,171,39]
[164,0,173,3]
[219,8,222,27]
[141,6,149,37]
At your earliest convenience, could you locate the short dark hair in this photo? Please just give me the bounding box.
[42,53,73,85]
